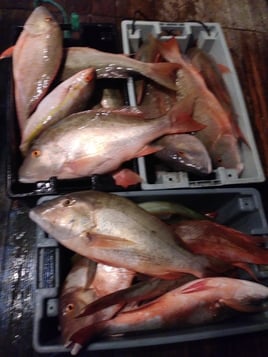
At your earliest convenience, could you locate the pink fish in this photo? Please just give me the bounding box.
[60,255,134,355]
[157,37,244,174]
[12,6,63,130]
[94,277,268,337]
[19,102,205,183]
[173,219,268,277]
[61,46,179,91]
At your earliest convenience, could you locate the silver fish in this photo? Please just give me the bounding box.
[61,46,179,90]
[29,191,210,279]
[19,103,204,183]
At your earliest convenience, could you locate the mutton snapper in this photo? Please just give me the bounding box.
[19,104,205,183]
[29,191,210,279]
[12,6,63,130]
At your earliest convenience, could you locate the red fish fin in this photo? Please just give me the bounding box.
[84,232,136,249]
[135,144,163,157]
[112,168,142,188]
[0,45,14,59]
[147,62,180,90]
[217,63,230,74]
[233,262,259,281]
[85,67,96,82]
[168,102,206,133]
[156,37,182,63]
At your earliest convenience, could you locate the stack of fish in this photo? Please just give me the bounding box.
[1,5,247,187]
[2,6,264,355]
[29,190,268,355]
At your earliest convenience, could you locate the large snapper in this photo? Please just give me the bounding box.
[12,6,63,130]
[157,38,244,174]
[18,104,204,183]
[20,68,96,155]
[59,255,134,355]
[97,277,268,336]
[29,191,210,279]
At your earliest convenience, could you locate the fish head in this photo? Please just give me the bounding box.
[60,288,98,347]
[24,6,59,36]
[211,134,244,174]
[29,192,98,246]
[19,145,61,183]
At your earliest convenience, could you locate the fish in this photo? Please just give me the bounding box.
[154,133,212,175]
[138,200,208,221]
[95,277,268,337]
[60,46,180,91]
[18,103,205,183]
[156,37,244,174]
[187,46,249,146]
[77,275,194,319]
[60,254,134,355]
[29,191,211,279]
[172,219,268,276]
[12,6,63,130]
[20,68,96,155]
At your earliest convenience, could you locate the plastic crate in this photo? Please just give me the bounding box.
[121,20,265,189]
[33,187,268,354]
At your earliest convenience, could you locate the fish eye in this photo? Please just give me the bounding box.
[62,198,76,207]
[63,303,75,315]
[31,150,41,158]
[45,16,53,22]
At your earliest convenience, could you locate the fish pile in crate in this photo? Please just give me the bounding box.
[31,190,268,355]
[1,5,268,356]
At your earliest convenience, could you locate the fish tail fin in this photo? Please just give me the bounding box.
[168,102,206,134]
[146,62,180,90]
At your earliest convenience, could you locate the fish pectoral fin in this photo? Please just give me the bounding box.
[112,168,142,188]
[63,157,93,176]
[219,298,265,313]
[135,145,163,157]
[83,232,136,249]
[0,45,14,59]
